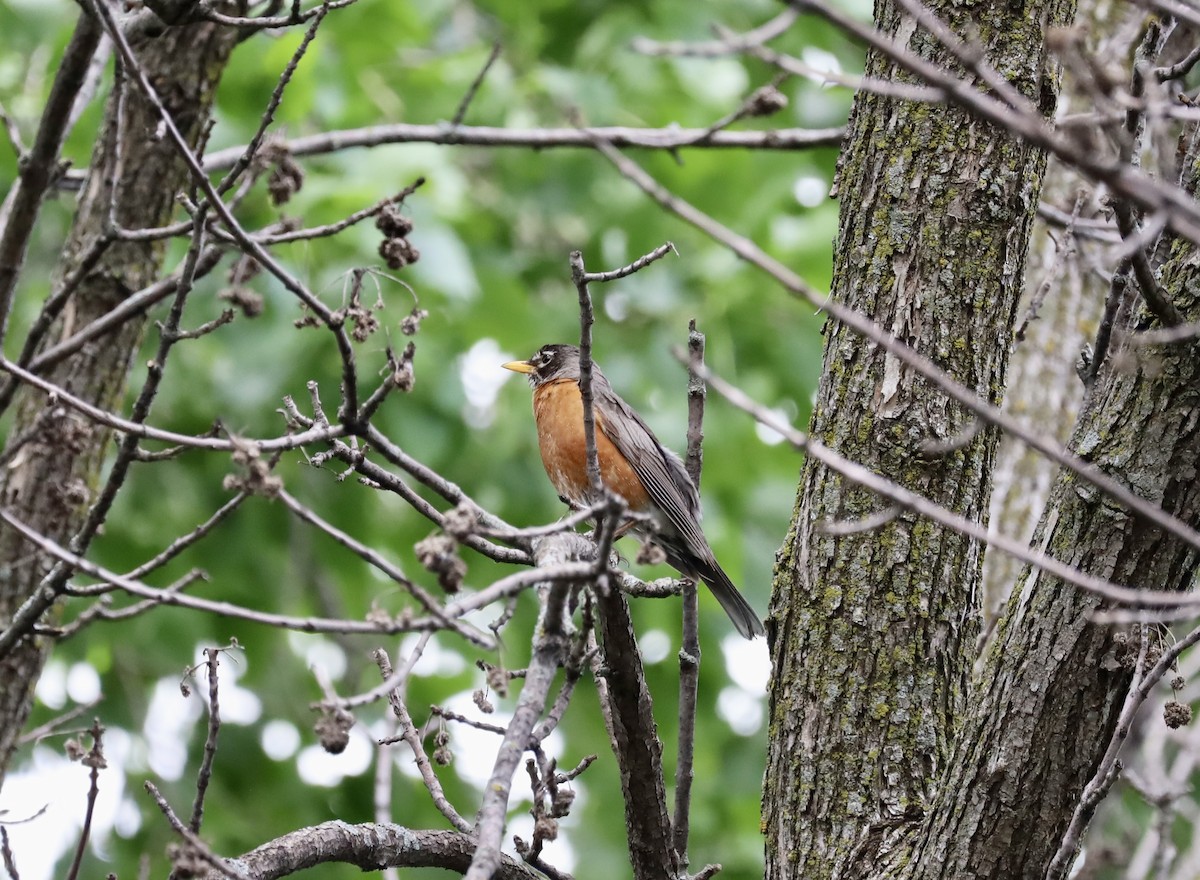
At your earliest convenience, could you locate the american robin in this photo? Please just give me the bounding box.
[503,343,765,639]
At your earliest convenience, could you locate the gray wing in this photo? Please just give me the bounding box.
[592,377,710,555]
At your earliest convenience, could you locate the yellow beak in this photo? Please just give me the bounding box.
[502,360,535,374]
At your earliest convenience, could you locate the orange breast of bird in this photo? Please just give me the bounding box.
[532,379,651,510]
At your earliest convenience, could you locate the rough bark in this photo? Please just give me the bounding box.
[763,1,1074,877]
[0,10,240,781]
[906,233,1200,879]
[978,3,1131,650]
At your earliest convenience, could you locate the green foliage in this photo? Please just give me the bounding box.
[0,1,855,876]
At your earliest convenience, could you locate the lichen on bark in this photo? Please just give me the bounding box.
[763,1,1076,877]
[0,11,241,782]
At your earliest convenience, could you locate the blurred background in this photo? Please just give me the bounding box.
[0,0,853,876]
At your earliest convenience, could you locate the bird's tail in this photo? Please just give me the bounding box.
[659,538,765,639]
[702,563,766,639]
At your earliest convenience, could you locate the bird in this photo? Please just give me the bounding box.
[502,343,765,639]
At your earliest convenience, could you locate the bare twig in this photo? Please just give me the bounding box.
[188,647,225,833]
[631,7,801,57]
[85,0,363,421]
[374,648,472,833]
[277,488,491,648]
[686,360,1200,610]
[1,357,345,452]
[217,2,331,195]
[0,827,18,880]
[791,0,1200,242]
[1045,620,1200,879]
[63,720,105,880]
[23,245,225,376]
[196,124,846,172]
[16,700,99,747]
[465,536,578,880]
[144,782,249,880]
[583,134,1200,560]
[569,251,604,495]
[0,509,478,658]
[0,11,102,349]
[450,42,502,128]
[672,322,705,866]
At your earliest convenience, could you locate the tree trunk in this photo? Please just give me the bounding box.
[763,1,1075,876]
[0,9,239,782]
[978,1,1126,653]
[907,233,1200,879]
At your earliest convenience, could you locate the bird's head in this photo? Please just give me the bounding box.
[502,344,582,387]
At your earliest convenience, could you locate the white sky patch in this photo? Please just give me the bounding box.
[769,215,809,252]
[793,174,829,208]
[677,57,749,105]
[66,662,102,704]
[296,725,373,787]
[801,47,843,85]
[221,677,263,726]
[34,659,67,710]
[600,227,628,268]
[717,685,765,736]
[262,720,302,761]
[604,291,630,322]
[144,676,204,781]
[639,629,672,664]
[114,796,143,838]
[398,633,468,677]
[721,633,771,692]
[289,632,349,681]
[462,338,514,429]
[409,224,480,301]
[2,738,131,880]
[755,407,792,446]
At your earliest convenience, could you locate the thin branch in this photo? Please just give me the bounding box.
[0,828,17,880]
[276,489,491,648]
[143,783,249,880]
[465,535,578,880]
[450,42,502,128]
[216,1,331,196]
[332,633,429,711]
[189,648,224,833]
[375,648,472,833]
[0,100,25,157]
[336,434,530,566]
[791,0,1200,242]
[0,10,102,350]
[631,7,801,57]
[1,357,345,452]
[570,251,604,495]
[16,700,99,747]
[688,359,1200,610]
[672,322,705,867]
[85,0,362,421]
[582,134,1200,561]
[0,509,478,659]
[569,242,676,496]
[22,245,226,377]
[195,123,846,172]
[63,720,105,880]
[1045,620,1200,879]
